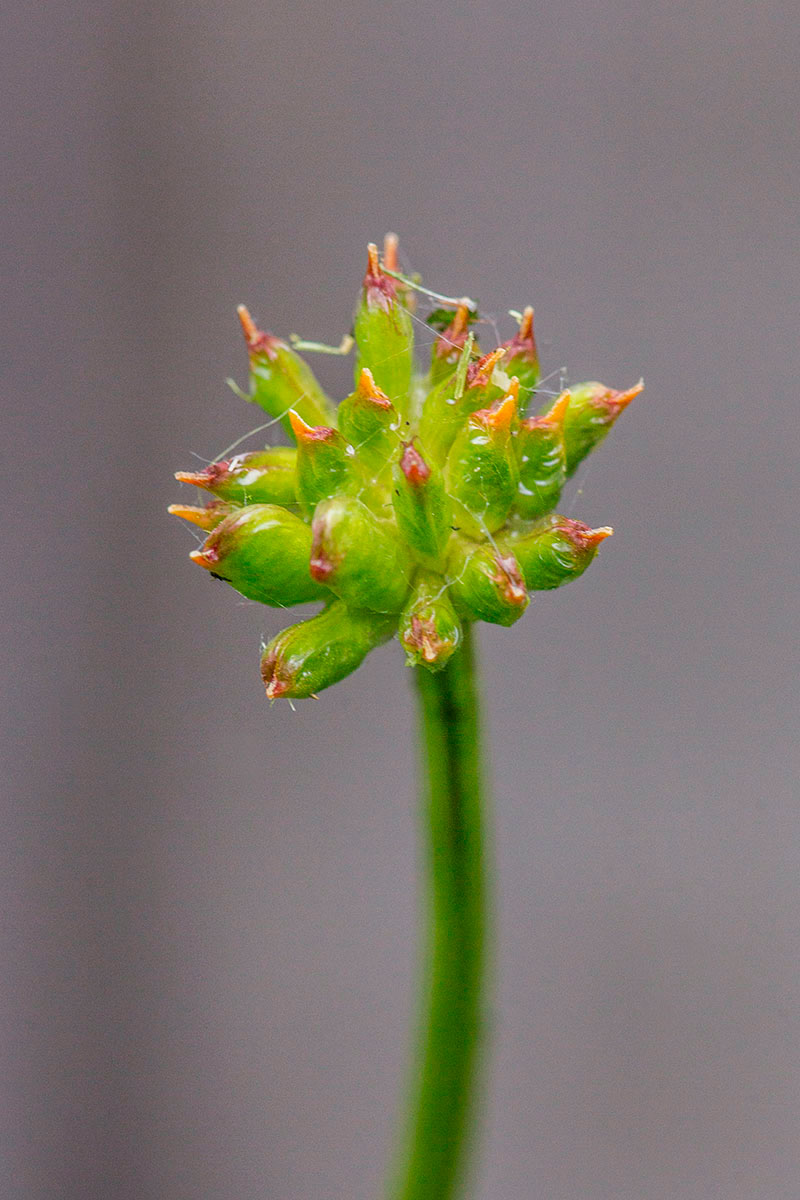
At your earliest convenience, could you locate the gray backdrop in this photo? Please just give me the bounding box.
[3,0,799,1196]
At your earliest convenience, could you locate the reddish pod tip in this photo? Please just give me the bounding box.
[492,555,528,607]
[559,519,614,551]
[518,306,534,341]
[236,304,277,356]
[546,389,571,426]
[435,301,473,361]
[236,303,258,343]
[189,547,219,570]
[366,242,381,280]
[609,378,644,413]
[584,526,614,549]
[168,504,213,529]
[482,393,517,434]
[264,676,290,700]
[399,440,432,487]
[356,367,393,409]
[289,410,338,444]
[467,347,505,389]
[174,469,211,488]
[383,232,399,272]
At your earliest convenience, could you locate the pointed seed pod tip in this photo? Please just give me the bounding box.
[485,393,517,434]
[168,504,216,529]
[174,469,210,488]
[189,547,217,570]
[382,232,399,272]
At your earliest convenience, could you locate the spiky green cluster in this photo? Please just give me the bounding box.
[171,237,642,699]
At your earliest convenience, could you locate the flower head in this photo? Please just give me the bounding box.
[172,238,641,698]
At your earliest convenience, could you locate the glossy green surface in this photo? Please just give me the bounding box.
[194,503,327,607]
[310,495,412,613]
[260,601,395,699]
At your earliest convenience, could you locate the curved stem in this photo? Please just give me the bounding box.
[390,625,490,1200]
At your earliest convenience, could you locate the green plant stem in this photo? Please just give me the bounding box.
[391,624,489,1200]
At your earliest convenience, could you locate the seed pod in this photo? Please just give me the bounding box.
[168,499,239,530]
[446,538,529,626]
[399,572,462,670]
[500,306,539,404]
[429,302,474,387]
[419,343,506,465]
[289,411,355,517]
[561,379,644,476]
[175,447,297,507]
[189,504,326,607]
[236,305,335,433]
[353,243,414,415]
[498,517,612,590]
[514,390,570,520]
[337,368,400,479]
[310,495,411,613]
[446,393,519,536]
[392,440,451,569]
[261,601,396,699]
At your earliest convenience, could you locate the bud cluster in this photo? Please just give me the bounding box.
[171,238,641,699]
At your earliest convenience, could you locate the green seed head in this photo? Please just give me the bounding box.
[172,238,641,697]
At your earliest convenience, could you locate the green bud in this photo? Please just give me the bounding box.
[353,244,414,416]
[174,447,297,507]
[446,393,519,536]
[261,601,395,699]
[561,379,644,476]
[392,440,451,569]
[428,302,475,387]
[419,343,507,465]
[237,305,335,434]
[337,367,400,479]
[289,412,355,517]
[310,495,411,613]
[498,516,613,590]
[446,537,529,626]
[513,391,569,520]
[399,572,462,670]
[500,307,539,404]
[189,504,326,606]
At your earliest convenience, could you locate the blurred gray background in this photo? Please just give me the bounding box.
[3,0,799,1196]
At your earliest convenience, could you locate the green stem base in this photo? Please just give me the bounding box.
[390,625,489,1200]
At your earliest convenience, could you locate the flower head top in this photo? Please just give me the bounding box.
[171,238,642,699]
